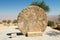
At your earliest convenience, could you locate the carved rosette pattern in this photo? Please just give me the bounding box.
[17,6,47,35]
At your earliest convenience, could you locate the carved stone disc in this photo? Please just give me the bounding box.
[17,6,47,35]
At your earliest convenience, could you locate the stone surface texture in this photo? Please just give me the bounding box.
[17,6,47,36]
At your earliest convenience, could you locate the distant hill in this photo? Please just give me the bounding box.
[48,15,59,23]
[0,16,17,21]
[0,15,60,24]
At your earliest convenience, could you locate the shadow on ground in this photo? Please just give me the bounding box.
[46,31,60,36]
[6,32,23,36]
[6,32,23,38]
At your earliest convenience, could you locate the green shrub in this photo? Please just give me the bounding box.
[47,21,55,26]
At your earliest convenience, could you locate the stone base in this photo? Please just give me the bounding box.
[27,32,43,37]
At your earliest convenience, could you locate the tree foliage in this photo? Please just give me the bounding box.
[58,15,60,21]
[7,20,11,24]
[2,20,7,23]
[30,1,49,12]
[12,19,17,26]
[47,21,55,26]
[13,19,17,24]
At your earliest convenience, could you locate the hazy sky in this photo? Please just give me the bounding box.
[0,0,60,20]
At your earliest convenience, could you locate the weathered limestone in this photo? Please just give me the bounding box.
[17,6,47,37]
[27,32,43,37]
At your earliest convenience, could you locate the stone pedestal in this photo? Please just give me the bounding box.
[27,32,43,37]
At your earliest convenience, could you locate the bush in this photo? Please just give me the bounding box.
[47,21,55,26]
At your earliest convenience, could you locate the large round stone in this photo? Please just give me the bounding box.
[17,6,47,36]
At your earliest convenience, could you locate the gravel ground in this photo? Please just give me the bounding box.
[0,26,60,40]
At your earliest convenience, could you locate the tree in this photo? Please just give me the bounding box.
[58,15,60,22]
[2,20,7,26]
[48,21,55,26]
[7,20,11,26]
[30,1,49,12]
[2,20,7,23]
[13,19,17,26]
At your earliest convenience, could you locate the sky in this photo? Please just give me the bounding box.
[0,0,60,20]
